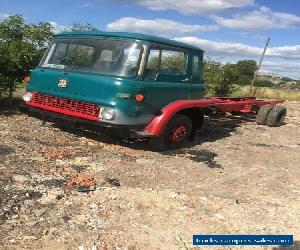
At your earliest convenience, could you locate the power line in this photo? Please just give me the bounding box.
[158,0,195,15]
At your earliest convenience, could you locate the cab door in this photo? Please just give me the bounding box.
[189,53,205,100]
[140,45,190,115]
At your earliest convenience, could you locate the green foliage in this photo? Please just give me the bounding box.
[203,59,227,96]
[281,76,293,82]
[236,75,252,85]
[62,46,93,67]
[203,59,258,96]
[0,15,54,96]
[237,60,257,77]
[255,79,275,87]
[236,60,257,85]
[147,57,159,70]
[161,55,185,73]
[223,63,240,84]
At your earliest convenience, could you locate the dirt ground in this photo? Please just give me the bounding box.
[0,100,299,250]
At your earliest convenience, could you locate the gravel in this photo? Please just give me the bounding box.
[0,100,299,249]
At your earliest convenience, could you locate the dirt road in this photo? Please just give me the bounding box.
[0,101,299,250]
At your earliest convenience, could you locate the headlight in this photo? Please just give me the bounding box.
[22,92,33,102]
[100,107,116,120]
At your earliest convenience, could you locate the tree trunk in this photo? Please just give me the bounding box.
[9,87,13,99]
[7,86,13,106]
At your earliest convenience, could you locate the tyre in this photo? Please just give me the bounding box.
[266,106,287,127]
[151,114,192,151]
[256,104,273,125]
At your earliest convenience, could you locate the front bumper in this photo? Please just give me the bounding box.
[19,103,147,137]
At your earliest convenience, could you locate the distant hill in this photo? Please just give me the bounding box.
[256,74,300,89]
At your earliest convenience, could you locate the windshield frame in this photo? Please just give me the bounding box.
[39,36,145,79]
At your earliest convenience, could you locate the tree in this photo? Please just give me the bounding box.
[203,59,227,96]
[236,60,257,85]
[255,79,275,87]
[281,76,293,82]
[223,63,240,85]
[0,15,54,97]
[237,60,257,77]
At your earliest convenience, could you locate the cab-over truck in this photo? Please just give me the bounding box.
[20,32,286,150]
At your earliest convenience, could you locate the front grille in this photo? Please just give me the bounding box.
[27,92,100,121]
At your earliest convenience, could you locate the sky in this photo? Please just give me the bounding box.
[0,0,299,79]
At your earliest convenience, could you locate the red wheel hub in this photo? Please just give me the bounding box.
[169,125,188,143]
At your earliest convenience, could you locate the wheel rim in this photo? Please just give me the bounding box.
[169,125,188,143]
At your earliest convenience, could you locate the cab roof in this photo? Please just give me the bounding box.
[55,31,204,53]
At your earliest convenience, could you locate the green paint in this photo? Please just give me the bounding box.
[27,31,205,124]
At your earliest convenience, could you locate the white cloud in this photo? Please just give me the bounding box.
[106,17,218,36]
[260,61,300,79]
[175,37,300,60]
[82,2,95,8]
[125,0,254,15]
[270,45,300,60]
[176,37,261,56]
[212,6,300,30]
[0,13,11,19]
[176,37,300,79]
[261,61,300,72]
[50,22,68,34]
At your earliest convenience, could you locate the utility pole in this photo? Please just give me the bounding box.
[250,37,270,96]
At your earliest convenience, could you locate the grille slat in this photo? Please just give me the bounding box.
[28,93,100,121]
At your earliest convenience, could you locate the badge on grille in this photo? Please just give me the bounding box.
[58,78,69,88]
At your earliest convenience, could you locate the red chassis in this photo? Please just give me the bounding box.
[146,97,284,137]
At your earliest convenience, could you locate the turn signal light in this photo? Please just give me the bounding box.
[135,94,144,102]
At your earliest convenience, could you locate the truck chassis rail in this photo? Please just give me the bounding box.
[146,97,284,136]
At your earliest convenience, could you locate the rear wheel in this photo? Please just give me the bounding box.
[151,114,192,151]
[266,106,287,127]
[256,104,273,125]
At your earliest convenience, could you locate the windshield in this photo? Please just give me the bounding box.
[40,38,143,78]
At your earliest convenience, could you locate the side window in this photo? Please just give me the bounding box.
[192,55,200,75]
[144,49,160,80]
[161,50,186,74]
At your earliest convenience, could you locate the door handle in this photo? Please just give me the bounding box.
[181,77,192,82]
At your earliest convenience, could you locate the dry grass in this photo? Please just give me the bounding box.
[232,85,300,101]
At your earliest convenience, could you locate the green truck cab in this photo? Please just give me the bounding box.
[20,31,206,149]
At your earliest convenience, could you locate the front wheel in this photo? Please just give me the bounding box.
[150,114,192,151]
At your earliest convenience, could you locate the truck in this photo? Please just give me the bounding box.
[19,31,286,150]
